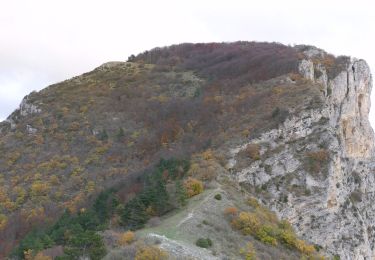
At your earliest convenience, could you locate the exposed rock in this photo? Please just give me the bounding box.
[19,94,41,117]
[26,125,37,135]
[230,52,375,259]
[298,59,314,81]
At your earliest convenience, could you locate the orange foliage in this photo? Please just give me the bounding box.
[183,178,204,197]
[224,207,238,216]
[118,231,135,246]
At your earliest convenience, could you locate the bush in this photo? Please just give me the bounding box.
[240,242,257,260]
[224,207,238,217]
[256,225,278,246]
[232,212,260,236]
[184,178,204,197]
[247,197,260,208]
[214,194,222,200]
[195,238,212,248]
[135,245,168,260]
[305,149,329,174]
[245,144,260,160]
[118,231,135,246]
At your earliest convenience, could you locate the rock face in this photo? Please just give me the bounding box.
[1,92,41,132]
[230,48,375,259]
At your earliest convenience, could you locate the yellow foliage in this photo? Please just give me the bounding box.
[242,129,251,137]
[118,231,135,246]
[70,167,84,176]
[201,149,215,160]
[135,245,168,260]
[31,181,51,197]
[26,207,45,222]
[64,193,84,213]
[240,242,257,260]
[184,177,204,197]
[85,181,96,194]
[232,212,261,235]
[34,252,52,260]
[0,214,8,230]
[3,199,17,211]
[23,243,51,259]
[247,197,260,208]
[295,239,316,255]
[279,229,297,247]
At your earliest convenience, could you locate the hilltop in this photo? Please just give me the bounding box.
[0,42,373,259]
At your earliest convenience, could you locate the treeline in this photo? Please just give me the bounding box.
[12,158,191,259]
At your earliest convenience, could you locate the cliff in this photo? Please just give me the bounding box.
[230,46,374,259]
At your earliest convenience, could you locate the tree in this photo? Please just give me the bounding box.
[175,180,188,207]
[121,197,148,230]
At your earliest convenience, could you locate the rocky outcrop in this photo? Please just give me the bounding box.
[0,92,41,132]
[230,48,375,259]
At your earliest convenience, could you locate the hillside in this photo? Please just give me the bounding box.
[0,42,373,259]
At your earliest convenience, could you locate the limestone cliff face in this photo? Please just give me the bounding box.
[229,48,375,259]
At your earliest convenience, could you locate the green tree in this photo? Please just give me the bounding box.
[175,180,188,207]
[121,197,149,230]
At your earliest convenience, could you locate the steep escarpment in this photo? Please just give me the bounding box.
[0,42,374,259]
[230,46,374,259]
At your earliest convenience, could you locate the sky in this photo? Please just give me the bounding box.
[1,0,375,125]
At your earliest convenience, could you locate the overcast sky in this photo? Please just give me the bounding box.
[1,0,374,125]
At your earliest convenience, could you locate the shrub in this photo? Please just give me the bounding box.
[135,245,168,260]
[30,181,51,197]
[306,149,329,173]
[256,225,278,246]
[350,190,362,203]
[118,231,135,246]
[295,239,316,255]
[245,144,260,160]
[232,212,261,235]
[214,194,222,200]
[247,197,260,208]
[240,242,257,260]
[33,252,52,260]
[278,230,297,248]
[184,178,204,197]
[195,238,212,248]
[224,207,238,216]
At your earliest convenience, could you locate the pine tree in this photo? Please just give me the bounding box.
[121,197,148,230]
[175,180,188,207]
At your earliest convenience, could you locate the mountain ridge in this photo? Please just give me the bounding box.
[0,41,373,259]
